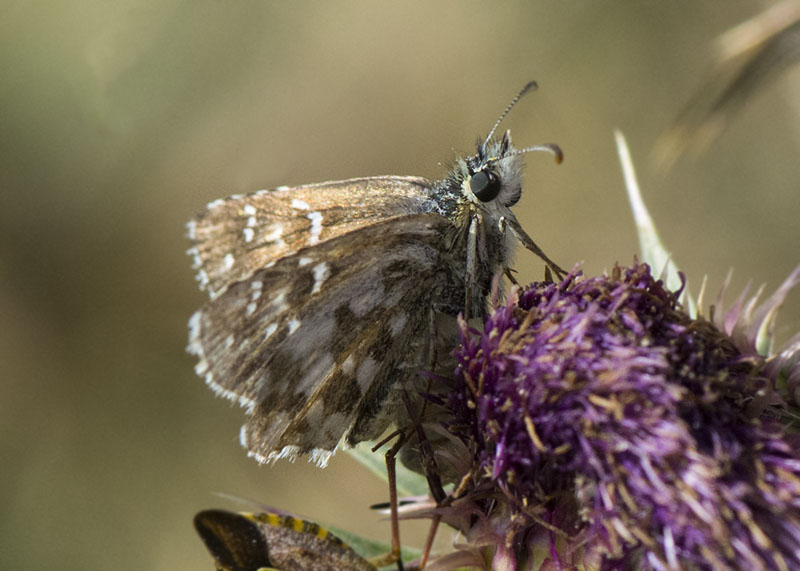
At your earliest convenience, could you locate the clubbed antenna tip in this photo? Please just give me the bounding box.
[482,81,540,150]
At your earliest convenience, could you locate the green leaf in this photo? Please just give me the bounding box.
[325,524,422,569]
[346,444,431,497]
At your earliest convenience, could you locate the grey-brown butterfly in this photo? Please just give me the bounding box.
[187,81,564,468]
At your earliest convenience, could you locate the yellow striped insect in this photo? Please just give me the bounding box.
[194,509,376,571]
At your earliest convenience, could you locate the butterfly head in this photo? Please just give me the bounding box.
[456,128,563,217]
[466,129,523,209]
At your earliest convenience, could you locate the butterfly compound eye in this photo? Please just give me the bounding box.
[469,170,501,202]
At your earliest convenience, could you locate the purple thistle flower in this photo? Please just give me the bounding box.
[440,262,800,570]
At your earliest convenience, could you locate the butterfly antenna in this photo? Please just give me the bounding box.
[482,80,539,151]
[510,142,564,164]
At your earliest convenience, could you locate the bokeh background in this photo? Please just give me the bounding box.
[3,2,799,569]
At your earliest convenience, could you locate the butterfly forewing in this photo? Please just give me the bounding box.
[188,211,457,465]
[187,176,434,299]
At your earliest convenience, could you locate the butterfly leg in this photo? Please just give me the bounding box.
[369,428,408,570]
[505,216,566,280]
[464,214,480,320]
[401,310,450,569]
[387,432,407,571]
[401,394,446,571]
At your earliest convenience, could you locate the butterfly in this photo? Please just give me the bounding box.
[194,509,376,571]
[186,81,564,468]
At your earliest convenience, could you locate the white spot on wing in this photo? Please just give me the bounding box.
[349,283,382,317]
[388,313,409,337]
[293,354,334,398]
[274,445,302,462]
[242,427,301,463]
[223,253,235,270]
[241,416,337,468]
[246,216,257,227]
[245,443,333,467]
[207,382,256,415]
[187,312,202,349]
[187,311,210,375]
[287,314,335,361]
[201,363,256,414]
[242,204,256,215]
[272,288,289,311]
[307,211,323,245]
[264,225,282,243]
[356,357,378,390]
[187,246,203,273]
[287,318,301,334]
[224,334,235,349]
[246,301,257,316]
[298,257,313,267]
[341,354,356,375]
[243,228,254,243]
[291,198,310,210]
[309,448,333,468]
[311,262,330,294]
[196,269,210,290]
[264,322,278,340]
[206,198,225,209]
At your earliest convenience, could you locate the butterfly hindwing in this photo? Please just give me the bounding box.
[188,213,457,465]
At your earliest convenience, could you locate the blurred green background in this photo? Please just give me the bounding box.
[2,2,799,569]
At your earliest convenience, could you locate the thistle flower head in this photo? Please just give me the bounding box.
[442,262,800,570]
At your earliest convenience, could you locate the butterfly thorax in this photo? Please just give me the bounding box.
[425,134,526,318]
